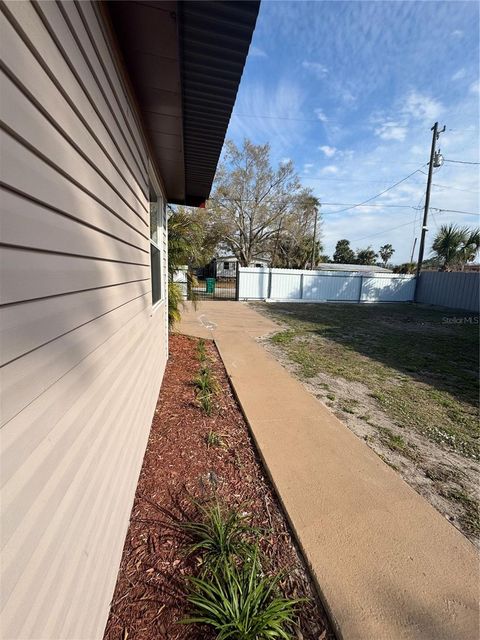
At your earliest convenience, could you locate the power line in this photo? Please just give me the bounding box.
[300,174,426,182]
[350,218,425,243]
[319,164,427,215]
[432,182,480,194]
[444,159,480,165]
[347,207,478,244]
[430,208,479,216]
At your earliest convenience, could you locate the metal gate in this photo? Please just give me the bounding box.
[190,263,238,301]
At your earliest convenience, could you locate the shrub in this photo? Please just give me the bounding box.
[168,281,183,328]
[183,551,301,639]
[181,502,256,572]
[194,366,219,396]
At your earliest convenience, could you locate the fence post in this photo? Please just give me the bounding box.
[235,262,240,300]
[267,268,273,300]
[300,273,304,300]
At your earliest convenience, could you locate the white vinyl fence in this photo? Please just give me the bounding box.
[172,266,188,299]
[238,267,416,303]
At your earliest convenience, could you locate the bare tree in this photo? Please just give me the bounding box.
[208,139,307,266]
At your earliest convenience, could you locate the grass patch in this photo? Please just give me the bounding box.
[270,330,296,345]
[441,488,480,536]
[261,303,479,461]
[339,399,359,414]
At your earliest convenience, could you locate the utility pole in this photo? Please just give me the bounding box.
[311,200,320,270]
[410,237,417,265]
[414,122,445,292]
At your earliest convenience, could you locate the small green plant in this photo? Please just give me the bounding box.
[181,502,256,572]
[206,430,223,448]
[197,390,214,416]
[197,338,207,362]
[183,551,301,639]
[194,366,219,395]
[194,364,219,415]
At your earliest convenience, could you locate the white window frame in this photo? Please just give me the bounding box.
[149,170,166,309]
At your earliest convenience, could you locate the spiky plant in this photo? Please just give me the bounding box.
[197,339,208,362]
[181,503,256,572]
[183,551,301,639]
[205,430,223,448]
[194,366,219,395]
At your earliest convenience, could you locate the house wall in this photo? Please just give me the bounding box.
[216,259,237,278]
[216,259,268,278]
[0,2,168,638]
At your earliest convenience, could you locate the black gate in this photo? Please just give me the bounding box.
[190,263,238,301]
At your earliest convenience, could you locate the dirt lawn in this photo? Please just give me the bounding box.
[252,302,480,548]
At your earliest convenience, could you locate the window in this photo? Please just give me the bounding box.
[224,261,230,270]
[255,263,263,268]
[150,184,163,305]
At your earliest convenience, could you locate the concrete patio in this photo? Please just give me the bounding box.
[177,301,479,640]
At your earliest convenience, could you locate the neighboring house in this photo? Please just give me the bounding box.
[315,263,393,273]
[0,2,258,639]
[209,255,269,278]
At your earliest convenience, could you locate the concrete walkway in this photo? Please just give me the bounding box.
[177,301,479,640]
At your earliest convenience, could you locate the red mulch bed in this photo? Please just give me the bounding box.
[103,334,334,640]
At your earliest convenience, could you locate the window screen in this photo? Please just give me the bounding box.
[149,186,163,305]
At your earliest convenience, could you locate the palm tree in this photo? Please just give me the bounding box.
[461,229,480,267]
[379,244,395,267]
[431,224,479,271]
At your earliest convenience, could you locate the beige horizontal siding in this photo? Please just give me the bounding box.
[0,1,168,638]
[1,72,148,230]
[0,9,147,212]
[1,310,166,639]
[1,0,148,195]
[0,188,149,264]
[1,133,149,247]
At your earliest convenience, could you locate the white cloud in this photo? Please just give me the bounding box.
[321,165,339,175]
[227,80,307,154]
[452,68,466,81]
[303,163,314,174]
[302,61,328,78]
[281,157,292,165]
[452,29,464,37]
[341,88,357,105]
[402,90,443,122]
[319,145,336,157]
[249,45,267,58]
[314,108,328,122]
[469,80,480,95]
[374,122,407,141]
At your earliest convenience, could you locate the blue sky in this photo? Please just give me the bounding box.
[226,0,480,263]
